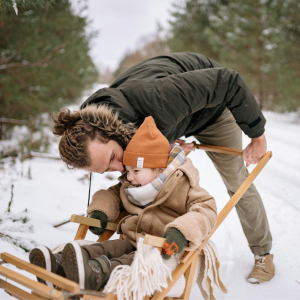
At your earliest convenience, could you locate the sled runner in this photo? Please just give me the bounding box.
[0,144,272,300]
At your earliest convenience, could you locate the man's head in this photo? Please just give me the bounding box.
[52,105,137,172]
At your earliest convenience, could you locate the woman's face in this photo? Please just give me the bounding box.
[83,139,124,173]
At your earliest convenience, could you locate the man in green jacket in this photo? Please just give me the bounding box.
[53,52,274,283]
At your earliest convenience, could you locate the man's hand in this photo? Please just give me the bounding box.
[243,134,267,167]
[173,139,195,153]
[89,211,107,236]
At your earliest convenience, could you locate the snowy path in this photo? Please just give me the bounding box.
[1,111,300,299]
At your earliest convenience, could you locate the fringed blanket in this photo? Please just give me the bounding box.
[104,238,227,300]
[52,238,227,299]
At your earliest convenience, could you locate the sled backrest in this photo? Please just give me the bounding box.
[71,210,129,241]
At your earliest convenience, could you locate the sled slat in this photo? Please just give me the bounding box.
[71,215,118,231]
[193,143,243,156]
[180,249,204,264]
[143,235,165,247]
[0,265,63,300]
[0,278,32,300]
[82,294,117,299]
[181,254,198,300]
[96,228,117,242]
[1,252,80,293]
[31,291,49,299]
[202,151,272,247]
[96,230,116,242]
[151,250,199,300]
[74,224,90,240]
[103,294,118,300]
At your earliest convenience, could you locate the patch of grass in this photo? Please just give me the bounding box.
[18,244,30,253]
[0,232,31,253]
[7,184,14,213]
[21,217,29,224]
[0,232,13,241]
[12,217,30,223]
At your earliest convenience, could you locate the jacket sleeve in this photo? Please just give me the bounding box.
[164,184,217,251]
[151,67,266,138]
[86,183,122,222]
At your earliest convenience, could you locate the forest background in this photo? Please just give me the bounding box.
[0,0,299,156]
[0,2,300,299]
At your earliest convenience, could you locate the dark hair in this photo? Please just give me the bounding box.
[52,108,110,169]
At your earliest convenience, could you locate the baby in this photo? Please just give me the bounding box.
[30,116,217,291]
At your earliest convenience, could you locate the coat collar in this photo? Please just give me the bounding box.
[177,157,199,187]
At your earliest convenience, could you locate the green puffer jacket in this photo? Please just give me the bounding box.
[81,52,266,142]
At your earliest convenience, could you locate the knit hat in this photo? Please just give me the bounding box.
[123,116,171,168]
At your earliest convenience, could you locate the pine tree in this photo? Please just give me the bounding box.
[0,0,98,119]
[166,0,300,111]
[0,0,54,13]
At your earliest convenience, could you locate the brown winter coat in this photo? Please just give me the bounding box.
[87,158,217,250]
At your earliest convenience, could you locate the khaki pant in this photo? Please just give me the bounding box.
[194,108,272,255]
[83,239,136,273]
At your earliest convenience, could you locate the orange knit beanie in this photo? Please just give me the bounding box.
[123,116,171,168]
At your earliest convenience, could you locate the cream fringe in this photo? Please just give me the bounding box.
[197,241,228,300]
[103,238,172,300]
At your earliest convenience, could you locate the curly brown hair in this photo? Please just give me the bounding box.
[52,105,137,169]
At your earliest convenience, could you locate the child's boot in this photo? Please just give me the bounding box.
[62,242,110,290]
[29,246,65,286]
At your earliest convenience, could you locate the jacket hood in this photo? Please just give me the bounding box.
[81,87,139,125]
[177,157,199,187]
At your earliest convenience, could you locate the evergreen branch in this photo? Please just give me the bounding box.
[210,26,237,52]
[0,0,55,13]
[0,41,69,70]
[0,48,23,65]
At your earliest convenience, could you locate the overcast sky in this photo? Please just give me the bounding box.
[71,0,176,71]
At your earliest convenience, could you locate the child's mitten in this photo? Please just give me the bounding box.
[161,227,188,260]
[89,211,107,235]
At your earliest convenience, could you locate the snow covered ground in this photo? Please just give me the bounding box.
[0,110,300,299]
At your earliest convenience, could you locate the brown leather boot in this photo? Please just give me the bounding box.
[29,246,65,287]
[247,254,275,284]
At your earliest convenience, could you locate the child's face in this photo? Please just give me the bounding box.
[125,166,158,187]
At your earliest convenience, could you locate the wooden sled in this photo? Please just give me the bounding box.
[0,145,272,300]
